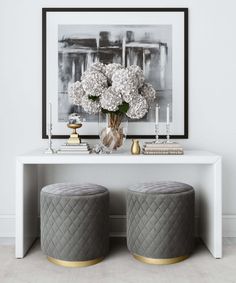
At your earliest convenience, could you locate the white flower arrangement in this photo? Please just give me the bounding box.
[69,62,157,119]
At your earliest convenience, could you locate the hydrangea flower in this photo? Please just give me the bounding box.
[81,94,101,114]
[112,68,138,95]
[89,61,106,74]
[139,83,156,107]
[105,63,123,82]
[128,65,145,88]
[126,95,148,119]
[122,88,138,103]
[68,81,85,105]
[81,70,107,97]
[100,87,123,112]
[68,62,156,120]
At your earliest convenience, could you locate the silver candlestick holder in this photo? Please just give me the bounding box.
[165,123,174,144]
[154,123,162,144]
[45,123,55,154]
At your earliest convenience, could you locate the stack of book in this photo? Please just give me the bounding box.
[143,142,184,155]
[57,143,91,154]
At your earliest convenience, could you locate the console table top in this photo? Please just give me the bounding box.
[17,149,221,165]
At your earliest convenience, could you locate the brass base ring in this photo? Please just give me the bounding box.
[47,256,104,267]
[133,253,189,265]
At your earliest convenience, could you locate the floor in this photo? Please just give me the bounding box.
[0,238,236,283]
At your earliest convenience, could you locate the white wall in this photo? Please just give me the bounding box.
[0,0,236,237]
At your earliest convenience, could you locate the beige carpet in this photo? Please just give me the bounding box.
[0,238,236,283]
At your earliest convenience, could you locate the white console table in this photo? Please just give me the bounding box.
[16,150,222,259]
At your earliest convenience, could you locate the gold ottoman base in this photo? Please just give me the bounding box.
[47,256,103,267]
[133,253,188,265]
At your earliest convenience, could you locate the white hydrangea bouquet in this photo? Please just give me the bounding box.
[69,62,156,150]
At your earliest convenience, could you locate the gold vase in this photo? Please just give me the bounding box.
[131,139,141,155]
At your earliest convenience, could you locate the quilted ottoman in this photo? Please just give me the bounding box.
[127,181,195,265]
[40,183,109,267]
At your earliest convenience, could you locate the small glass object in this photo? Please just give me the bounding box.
[68,113,82,125]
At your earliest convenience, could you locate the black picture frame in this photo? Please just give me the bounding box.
[42,7,188,139]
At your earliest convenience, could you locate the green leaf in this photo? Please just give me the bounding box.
[101,108,110,114]
[117,102,129,114]
[101,102,129,115]
[88,95,99,101]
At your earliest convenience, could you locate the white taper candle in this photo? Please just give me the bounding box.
[166,104,170,124]
[49,102,52,125]
[155,104,159,124]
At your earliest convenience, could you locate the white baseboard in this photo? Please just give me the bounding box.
[222,215,236,237]
[0,237,15,245]
[0,214,236,242]
[0,215,15,238]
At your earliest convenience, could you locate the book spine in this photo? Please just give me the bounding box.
[144,145,182,149]
[57,151,91,154]
[143,148,183,151]
[143,152,184,155]
[59,148,89,151]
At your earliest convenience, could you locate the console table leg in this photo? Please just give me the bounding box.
[213,158,222,258]
[15,162,38,258]
[199,158,222,258]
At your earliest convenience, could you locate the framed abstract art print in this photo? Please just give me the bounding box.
[42,8,188,139]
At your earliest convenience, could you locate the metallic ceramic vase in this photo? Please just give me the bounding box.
[131,139,141,155]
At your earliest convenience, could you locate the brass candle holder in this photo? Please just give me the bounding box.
[67,123,82,145]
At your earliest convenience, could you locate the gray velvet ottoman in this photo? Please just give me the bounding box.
[40,183,109,267]
[127,181,195,265]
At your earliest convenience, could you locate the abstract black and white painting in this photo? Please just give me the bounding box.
[43,8,188,138]
[58,25,172,123]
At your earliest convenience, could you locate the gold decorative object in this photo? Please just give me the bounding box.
[133,254,188,265]
[47,256,103,267]
[131,139,141,155]
[67,123,82,145]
